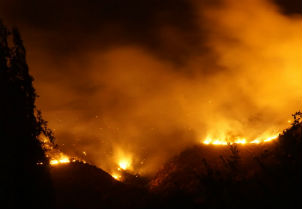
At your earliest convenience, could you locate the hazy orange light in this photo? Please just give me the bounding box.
[50,156,70,165]
[212,140,227,145]
[250,139,260,144]
[112,173,122,180]
[118,159,131,170]
[201,134,279,146]
[50,159,59,165]
[263,135,278,142]
[235,138,247,144]
[203,138,212,144]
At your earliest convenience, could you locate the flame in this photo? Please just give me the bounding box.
[118,159,131,170]
[203,138,212,145]
[201,134,279,145]
[112,173,122,180]
[234,138,247,144]
[39,134,86,166]
[109,158,132,181]
[108,149,134,181]
[263,135,278,142]
[212,139,228,145]
[49,155,70,165]
[250,139,260,144]
[114,148,133,171]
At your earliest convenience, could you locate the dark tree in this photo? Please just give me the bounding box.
[0,21,53,209]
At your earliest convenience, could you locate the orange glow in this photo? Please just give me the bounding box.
[203,138,212,145]
[118,159,131,170]
[108,149,134,181]
[39,134,86,166]
[112,173,122,180]
[50,155,70,165]
[234,138,247,144]
[28,0,301,177]
[202,134,279,146]
[108,159,131,181]
[114,148,133,171]
[212,139,228,145]
[250,139,260,144]
[263,135,278,142]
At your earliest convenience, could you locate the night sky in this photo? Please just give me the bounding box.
[1,0,300,63]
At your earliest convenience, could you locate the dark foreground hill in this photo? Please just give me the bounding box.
[50,162,158,209]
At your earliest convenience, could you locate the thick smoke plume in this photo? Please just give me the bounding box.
[1,0,301,175]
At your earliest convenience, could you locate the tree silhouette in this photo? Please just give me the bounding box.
[0,20,53,208]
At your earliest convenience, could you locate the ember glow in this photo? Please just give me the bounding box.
[39,135,86,166]
[118,159,131,171]
[112,173,122,181]
[49,154,70,165]
[201,134,279,146]
[108,149,134,180]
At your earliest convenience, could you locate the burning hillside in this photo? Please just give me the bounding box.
[39,135,87,166]
[39,114,299,185]
[1,0,301,208]
[148,120,302,208]
[16,0,300,177]
[201,133,279,145]
[44,115,302,209]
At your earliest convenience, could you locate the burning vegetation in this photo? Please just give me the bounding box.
[25,0,301,178]
[38,113,300,184]
[44,113,302,209]
[38,135,87,166]
[1,0,302,208]
[201,133,279,145]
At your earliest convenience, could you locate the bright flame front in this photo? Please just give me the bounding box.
[118,159,131,170]
[201,134,279,145]
[50,155,70,165]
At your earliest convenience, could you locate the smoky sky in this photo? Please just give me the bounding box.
[275,0,302,15]
[1,0,300,63]
[0,0,301,175]
[0,0,207,63]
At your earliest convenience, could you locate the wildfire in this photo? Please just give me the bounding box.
[39,134,86,166]
[49,154,70,165]
[118,159,131,170]
[112,173,122,180]
[109,150,133,181]
[201,134,279,145]
[112,157,132,180]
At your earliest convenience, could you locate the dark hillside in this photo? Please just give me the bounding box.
[50,162,157,209]
[150,120,302,208]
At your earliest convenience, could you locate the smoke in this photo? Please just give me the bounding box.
[2,0,301,175]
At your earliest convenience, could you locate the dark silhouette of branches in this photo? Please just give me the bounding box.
[292,111,302,127]
[0,20,53,209]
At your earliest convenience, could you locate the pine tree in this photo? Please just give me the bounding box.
[0,20,53,209]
